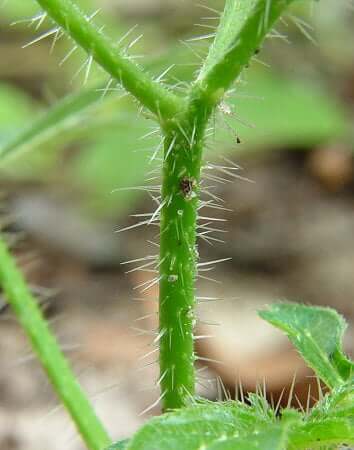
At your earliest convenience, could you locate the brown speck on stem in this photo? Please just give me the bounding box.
[180,177,196,199]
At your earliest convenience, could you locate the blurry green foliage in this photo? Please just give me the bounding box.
[215,68,348,150]
[0,0,38,19]
[0,83,35,143]
[0,0,94,21]
[71,109,160,215]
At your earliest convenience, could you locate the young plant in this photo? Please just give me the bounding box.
[0,1,353,450]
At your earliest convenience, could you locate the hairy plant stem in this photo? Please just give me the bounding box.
[194,0,297,112]
[157,0,298,408]
[0,237,111,450]
[34,0,182,119]
[159,102,211,410]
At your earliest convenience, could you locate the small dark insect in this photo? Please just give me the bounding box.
[180,177,195,199]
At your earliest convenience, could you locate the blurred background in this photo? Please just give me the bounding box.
[0,0,353,449]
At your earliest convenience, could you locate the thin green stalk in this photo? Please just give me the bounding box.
[0,236,111,450]
[158,0,304,411]
[192,0,297,110]
[159,114,208,410]
[34,0,182,119]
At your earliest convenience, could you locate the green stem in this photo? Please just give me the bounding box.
[157,0,299,410]
[193,0,297,110]
[34,0,182,119]
[0,236,111,450]
[159,112,208,410]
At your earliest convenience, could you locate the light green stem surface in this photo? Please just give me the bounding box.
[158,0,297,410]
[159,118,206,410]
[34,0,182,119]
[193,0,297,111]
[0,237,111,450]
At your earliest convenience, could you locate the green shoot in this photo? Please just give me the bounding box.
[0,236,111,450]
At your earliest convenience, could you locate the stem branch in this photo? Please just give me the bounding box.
[159,116,207,410]
[193,0,296,110]
[0,237,111,450]
[35,0,182,119]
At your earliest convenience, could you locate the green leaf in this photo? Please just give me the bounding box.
[289,417,354,450]
[259,303,354,388]
[124,398,354,450]
[126,401,274,450]
[106,439,130,450]
[126,404,238,450]
[309,378,354,421]
[205,424,291,450]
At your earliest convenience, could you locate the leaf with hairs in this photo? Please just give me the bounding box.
[259,303,354,388]
[126,401,276,450]
[205,423,292,450]
[309,378,354,421]
[106,439,130,450]
[289,417,354,449]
